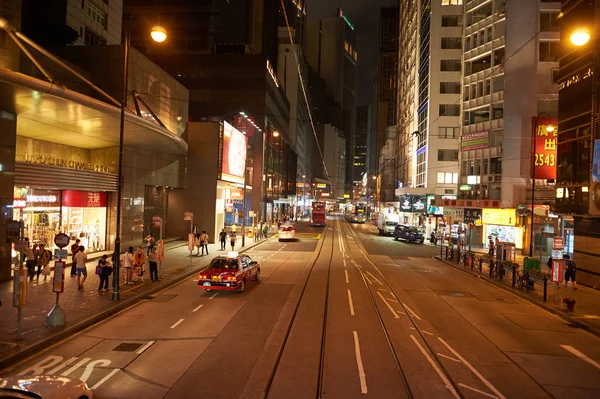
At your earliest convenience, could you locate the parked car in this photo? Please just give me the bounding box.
[198,252,260,293]
[394,225,425,244]
[0,375,93,399]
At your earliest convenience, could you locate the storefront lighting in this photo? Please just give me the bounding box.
[151,26,167,43]
[556,188,564,198]
[583,186,589,193]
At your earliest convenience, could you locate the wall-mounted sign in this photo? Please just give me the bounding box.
[220,122,248,185]
[481,208,516,226]
[459,184,472,191]
[412,195,427,213]
[532,117,558,180]
[400,195,412,212]
[344,194,350,199]
[62,191,107,208]
[461,131,489,152]
[321,192,331,197]
[432,198,502,209]
[593,139,600,183]
[21,153,115,174]
[316,183,327,188]
[464,208,482,224]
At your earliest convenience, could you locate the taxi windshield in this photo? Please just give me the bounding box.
[209,259,239,270]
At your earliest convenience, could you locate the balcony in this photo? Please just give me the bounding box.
[464,42,492,62]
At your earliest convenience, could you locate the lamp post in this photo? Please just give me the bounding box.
[113,24,167,301]
[302,174,307,220]
[530,112,554,258]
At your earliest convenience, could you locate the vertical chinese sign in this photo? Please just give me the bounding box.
[532,117,558,179]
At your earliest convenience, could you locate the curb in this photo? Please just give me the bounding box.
[433,256,600,337]
[0,240,263,373]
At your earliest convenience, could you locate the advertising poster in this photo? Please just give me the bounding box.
[461,131,489,151]
[531,117,558,180]
[221,122,248,184]
[400,195,412,212]
[593,139,600,183]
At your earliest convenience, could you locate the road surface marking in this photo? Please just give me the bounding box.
[90,368,119,390]
[0,341,17,347]
[345,270,349,283]
[136,341,155,354]
[437,353,461,363]
[403,304,422,321]
[61,358,91,377]
[80,360,111,383]
[343,259,347,268]
[438,337,506,399]
[347,290,355,316]
[170,319,185,329]
[561,345,600,370]
[347,235,353,239]
[458,383,499,399]
[410,335,460,399]
[364,273,373,284]
[209,293,219,300]
[422,330,434,336]
[583,315,600,319]
[352,331,368,394]
[377,291,400,318]
[47,357,76,375]
[365,271,382,285]
[192,304,204,312]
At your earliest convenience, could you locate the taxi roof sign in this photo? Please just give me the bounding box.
[226,251,239,258]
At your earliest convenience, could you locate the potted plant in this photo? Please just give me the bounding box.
[563,297,576,312]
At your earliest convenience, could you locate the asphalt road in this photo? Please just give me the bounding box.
[5,218,600,398]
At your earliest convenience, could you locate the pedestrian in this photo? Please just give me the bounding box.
[74,245,87,290]
[231,224,237,235]
[123,247,134,284]
[145,232,156,255]
[263,223,268,240]
[430,231,437,246]
[194,234,201,256]
[70,238,80,277]
[254,225,259,242]
[564,255,578,289]
[36,244,50,281]
[230,232,237,251]
[219,228,227,250]
[547,256,553,271]
[134,246,146,283]
[193,224,200,239]
[96,255,110,292]
[488,236,495,257]
[148,247,159,282]
[200,230,209,256]
[25,241,36,281]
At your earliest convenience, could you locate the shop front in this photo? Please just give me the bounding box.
[481,208,523,249]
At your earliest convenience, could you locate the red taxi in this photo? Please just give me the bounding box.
[198,252,260,293]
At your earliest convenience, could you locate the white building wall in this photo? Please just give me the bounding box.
[67,0,122,46]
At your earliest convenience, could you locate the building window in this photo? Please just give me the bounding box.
[441,59,461,71]
[86,1,107,29]
[84,28,106,45]
[441,37,462,49]
[540,12,560,32]
[442,15,462,27]
[539,41,560,62]
[439,104,461,116]
[440,82,461,94]
[439,127,459,139]
[437,172,458,184]
[438,150,459,162]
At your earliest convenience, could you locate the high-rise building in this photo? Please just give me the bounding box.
[556,0,599,284]
[305,8,358,194]
[355,104,370,188]
[395,0,462,234]
[457,0,559,253]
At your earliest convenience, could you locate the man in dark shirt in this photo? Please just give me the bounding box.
[70,239,80,277]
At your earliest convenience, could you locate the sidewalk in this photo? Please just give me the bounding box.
[0,235,269,371]
[435,251,600,337]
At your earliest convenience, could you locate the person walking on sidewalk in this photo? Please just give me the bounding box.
[74,245,88,290]
[219,228,227,250]
[123,247,134,284]
[148,247,159,282]
[230,232,237,251]
[194,234,201,256]
[70,239,80,277]
[96,255,110,292]
[564,255,578,289]
[200,231,209,256]
[25,242,36,281]
[134,246,146,283]
[36,244,50,282]
[263,223,269,240]
[145,233,156,255]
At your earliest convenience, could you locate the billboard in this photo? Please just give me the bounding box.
[461,131,489,152]
[221,122,248,184]
[531,117,557,180]
[593,139,600,183]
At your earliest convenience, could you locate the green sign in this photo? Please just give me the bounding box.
[459,184,472,191]
[338,7,355,30]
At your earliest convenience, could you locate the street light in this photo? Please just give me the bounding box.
[273,130,280,138]
[302,174,307,220]
[113,24,167,301]
[570,28,591,46]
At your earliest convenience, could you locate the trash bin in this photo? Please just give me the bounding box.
[523,257,540,272]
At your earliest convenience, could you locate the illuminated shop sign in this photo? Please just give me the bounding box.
[220,122,248,185]
[558,67,592,91]
[481,208,516,226]
[532,117,558,180]
[461,131,489,152]
[316,183,327,188]
[21,154,116,174]
[267,60,280,88]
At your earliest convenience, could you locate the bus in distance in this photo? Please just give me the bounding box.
[310,201,326,227]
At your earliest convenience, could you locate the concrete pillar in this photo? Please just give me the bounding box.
[0,110,17,281]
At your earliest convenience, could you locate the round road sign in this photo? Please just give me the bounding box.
[54,233,70,249]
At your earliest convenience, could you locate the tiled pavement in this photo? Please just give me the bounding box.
[0,236,269,370]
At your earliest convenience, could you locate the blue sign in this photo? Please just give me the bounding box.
[593,139,600,183]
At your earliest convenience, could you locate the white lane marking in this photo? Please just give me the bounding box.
[209,293,219,300]
[403,304,422,321]
[376,291,400,319]
[582,315,600,319]
[561,345,600,370]
[345,270,349,284]
[347,290,355,316]
[410,335,460,399]
[170,319,185,329]
[343,259,347,268]
[437,353,461,363]
[365,271,382,285]
[136,340,155,354]
[80,360,111,383]
[352,331,368,394]
[47,357,76,375]
[422,330,434,336]
[90,368,120,390]
[61,358,91,377]
[347,235,353,239]
[438,337,506,399]
[364,273,373,285]
[458,383,499,399]
[192,304,204,312]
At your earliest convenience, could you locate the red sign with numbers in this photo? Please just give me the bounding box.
[532,117,558,180]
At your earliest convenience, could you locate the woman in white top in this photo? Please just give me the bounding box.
[123,246,135,284]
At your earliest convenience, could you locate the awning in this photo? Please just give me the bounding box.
[0,68,187,154]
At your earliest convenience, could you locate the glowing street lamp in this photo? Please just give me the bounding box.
[570,28,591,47]
[151,26,167,43]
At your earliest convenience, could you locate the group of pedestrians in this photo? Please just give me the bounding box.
[253,223,270,242]
[23,239,51,282]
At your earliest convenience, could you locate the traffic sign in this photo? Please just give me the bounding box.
[553,237,564,250]
[53,261,65,293]
[54,249,67,259]
[54,233,70,249]
[152,215,162,228]
[184,211,193,221]
[552,259,564,283]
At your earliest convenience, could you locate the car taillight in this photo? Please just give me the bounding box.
[226,276,237,281]
[199,275,206,279]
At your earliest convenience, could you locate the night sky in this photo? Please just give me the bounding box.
[307,0,397,105]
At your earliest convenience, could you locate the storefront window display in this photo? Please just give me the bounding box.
[13,188,108,253]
